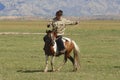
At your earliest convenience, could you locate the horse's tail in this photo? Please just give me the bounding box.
[72,41,80,71]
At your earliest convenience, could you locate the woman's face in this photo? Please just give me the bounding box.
[56,15,61,20]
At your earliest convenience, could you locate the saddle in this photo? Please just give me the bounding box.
[55,37,71,52]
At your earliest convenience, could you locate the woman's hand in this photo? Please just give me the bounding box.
[47,24,50,28]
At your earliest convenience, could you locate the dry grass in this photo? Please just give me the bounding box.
[0,20,120,80]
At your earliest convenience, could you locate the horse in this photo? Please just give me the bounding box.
[43,30,80,72]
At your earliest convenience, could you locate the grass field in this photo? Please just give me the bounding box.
[0,20,120,80]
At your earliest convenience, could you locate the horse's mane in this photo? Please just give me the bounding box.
[46,30,52,33]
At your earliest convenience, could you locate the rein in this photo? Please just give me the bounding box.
[44,31,56,47]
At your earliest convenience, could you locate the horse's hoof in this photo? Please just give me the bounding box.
[73,68,77,72]
[44,71,47,72]
[73,70,77,72]
[55,69,60,72]
[44,70,48,72]
[52,69,56,72]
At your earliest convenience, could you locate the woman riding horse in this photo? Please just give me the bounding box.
[43,10,80,72]
[47,10,78,55]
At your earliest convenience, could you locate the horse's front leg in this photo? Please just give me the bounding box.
[51,56,55,72]
[44,55,49,72]
[56,55,67,71]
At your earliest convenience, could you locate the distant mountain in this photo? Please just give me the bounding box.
[0,2,5,10]
[0,0,120,17]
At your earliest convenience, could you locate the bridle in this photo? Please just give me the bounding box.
[44,30,56,47]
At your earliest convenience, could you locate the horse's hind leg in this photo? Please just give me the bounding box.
[68,56,74,65]
[56,55,67,71]
[68,56,76,71]
[68,56,78,71]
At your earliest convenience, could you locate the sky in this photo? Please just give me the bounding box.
[0,0,120,16]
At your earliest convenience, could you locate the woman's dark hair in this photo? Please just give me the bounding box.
[56,10,63,16]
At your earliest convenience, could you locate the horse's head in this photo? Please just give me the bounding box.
[44,30,56,46]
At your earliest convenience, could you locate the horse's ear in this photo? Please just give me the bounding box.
[46,30,52,33]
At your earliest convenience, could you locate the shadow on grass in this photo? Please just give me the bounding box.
[17,69,53,73]
[113,66,120,69]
